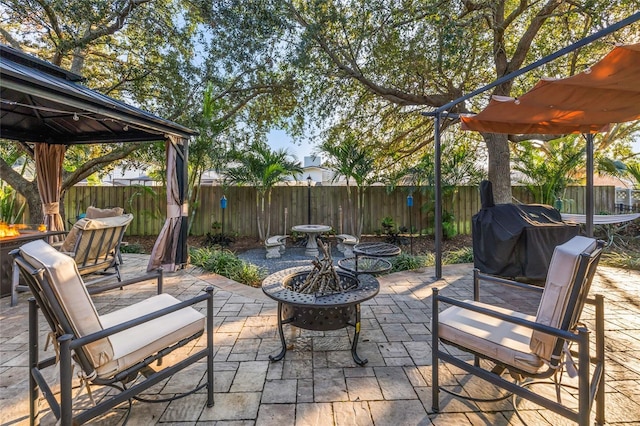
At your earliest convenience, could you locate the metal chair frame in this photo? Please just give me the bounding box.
[12,250,214,425]
[432,241,605,426]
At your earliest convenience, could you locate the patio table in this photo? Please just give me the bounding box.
[291,224,332,256]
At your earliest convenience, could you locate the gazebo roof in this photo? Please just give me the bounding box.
[0,44,197,144]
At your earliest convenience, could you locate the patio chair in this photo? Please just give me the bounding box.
[12,239,214,425]
[431,236,605,426]
[58,213,133,285]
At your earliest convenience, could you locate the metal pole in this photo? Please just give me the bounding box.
[434,113,443,279]
[307,175,312,224]
[586,133,594,237]
[220,195,227,236]
[407,194,414,255]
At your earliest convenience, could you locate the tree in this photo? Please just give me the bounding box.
[205,1,638,203]
[512,138,585,206]
[388,134,485,237]
[319,132,380,238]
[0,0,201,222]
[222,142,302,241]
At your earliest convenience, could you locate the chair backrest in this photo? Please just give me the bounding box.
[15,240,113,372]
[85,205,124,219]
[530,236,603,362]
[60,214,133,265]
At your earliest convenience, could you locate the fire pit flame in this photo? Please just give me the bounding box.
[0,222,26,238]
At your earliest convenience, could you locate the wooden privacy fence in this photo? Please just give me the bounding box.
[60,185,617,238]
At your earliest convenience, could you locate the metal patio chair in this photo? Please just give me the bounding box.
[12,239,214,425]
[432,236,605,425]
[57,213,133,284]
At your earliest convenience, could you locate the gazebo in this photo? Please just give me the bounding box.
[0,44,197,272]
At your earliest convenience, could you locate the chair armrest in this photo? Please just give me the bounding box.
[435,290,577,342]
[87,268,164,295]
[71,287,214,349]
[473,268,543,302]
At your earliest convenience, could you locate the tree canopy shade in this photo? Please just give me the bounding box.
[0,44,197,272]
[460,44,640,135]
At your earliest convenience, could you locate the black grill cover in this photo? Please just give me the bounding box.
[472,200,580,281]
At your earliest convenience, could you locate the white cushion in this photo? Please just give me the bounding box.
[530,236,597,361]
[98,294,205,378]
[19,240,114,367]
[438,300,543,374]
[20,239,205,380]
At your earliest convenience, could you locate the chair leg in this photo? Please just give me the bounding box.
[206,287,214,408]
[59,334,74,425]
[431,288,440,412]
[29,299,39,425]
[595,294,605,425]
[11,261,20,307]
[577,328,590,426]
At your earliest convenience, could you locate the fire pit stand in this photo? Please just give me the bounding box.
[262,266,379,366]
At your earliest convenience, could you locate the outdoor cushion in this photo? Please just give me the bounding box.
[85,206,124,219]
[530,236,597,361]
[98,293,205,378]
[438,300,543,374]
[60,213,133,253]
[19,240,114,367]
[19,239,205,380]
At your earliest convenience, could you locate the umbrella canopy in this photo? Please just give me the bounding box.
[460,43,640,134]
[458,43,640,238]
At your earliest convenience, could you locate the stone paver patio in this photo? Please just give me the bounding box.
[1,252,639,425]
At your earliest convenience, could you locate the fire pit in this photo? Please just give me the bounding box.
[262,241,379,365]
[0,224,65,302]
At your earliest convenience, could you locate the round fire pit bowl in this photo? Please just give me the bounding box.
[262,266,379,366]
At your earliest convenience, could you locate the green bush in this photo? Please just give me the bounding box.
[602,250,640,270]
[443,247,474,264]
[390,253,432,272]
[189,247,267,287]
[120,242,144,254]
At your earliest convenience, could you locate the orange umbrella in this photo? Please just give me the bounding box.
[460,44,640,134]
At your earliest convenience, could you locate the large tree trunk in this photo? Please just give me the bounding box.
[24,186,43,224]
[483,133,512,204]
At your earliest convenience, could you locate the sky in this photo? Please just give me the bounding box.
[267,129,317,163]
[268,130,640,166]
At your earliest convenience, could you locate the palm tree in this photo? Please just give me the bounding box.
[512,138,585,206]
[223,141,302,241]
[320,135,378,238]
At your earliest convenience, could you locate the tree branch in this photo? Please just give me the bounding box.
[62,144,143,190]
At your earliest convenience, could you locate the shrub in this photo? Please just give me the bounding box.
[390,253,432,272]
[120,242,144,254]
[189,247,267,287]
[602,250,640,270]
[443,247,474,264]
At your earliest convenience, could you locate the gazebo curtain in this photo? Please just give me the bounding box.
[148,135,189,272]
[34,143,66,242]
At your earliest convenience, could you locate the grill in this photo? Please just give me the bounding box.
[472,181,580,281]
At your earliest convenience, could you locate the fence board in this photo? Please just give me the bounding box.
[35,185,614,237]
